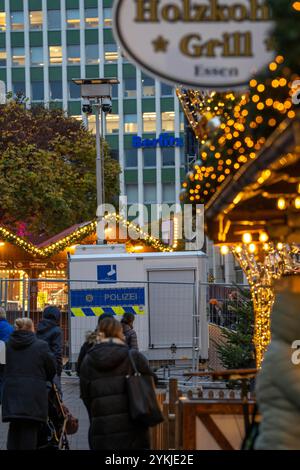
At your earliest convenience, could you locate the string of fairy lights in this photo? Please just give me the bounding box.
[0,214,172,259]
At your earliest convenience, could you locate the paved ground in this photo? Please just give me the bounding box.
[0,376,89,450]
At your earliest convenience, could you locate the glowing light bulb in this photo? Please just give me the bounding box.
[295,197,300,210]
[220,245,230,255]
[235,245,242,254]
[277,198,286,210]
[249,244,256,254]
[243,233,252,244]
[277,243,284,250]
[259,232,269,243]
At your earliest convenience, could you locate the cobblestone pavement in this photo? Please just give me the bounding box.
[0,376,89,450]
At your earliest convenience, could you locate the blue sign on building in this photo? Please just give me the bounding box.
[132,133,184,149]
[97,264,117,284]
[71,288,145,307]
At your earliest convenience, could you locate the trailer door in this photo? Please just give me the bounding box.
[147,270,195,349]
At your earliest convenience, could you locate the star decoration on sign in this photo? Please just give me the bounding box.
[152,36,169,53]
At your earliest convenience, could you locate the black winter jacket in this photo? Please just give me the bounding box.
[36,311,63,376]
[79,340,154,450]
[2,330,56,423]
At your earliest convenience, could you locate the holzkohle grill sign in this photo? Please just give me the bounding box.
[112,0,274,90]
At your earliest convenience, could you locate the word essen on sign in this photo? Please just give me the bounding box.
[113,0,274,90]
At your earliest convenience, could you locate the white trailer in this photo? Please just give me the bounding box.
[69,245,208,364]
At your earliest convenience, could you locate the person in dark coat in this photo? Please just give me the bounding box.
[2,317,56,450]
[0,307,14,403]
[80,317,155,450]
[76,312,114,375]
[36,305,63,391]
[121,312,138,350]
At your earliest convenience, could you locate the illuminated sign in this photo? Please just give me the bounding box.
[132,133,184,148]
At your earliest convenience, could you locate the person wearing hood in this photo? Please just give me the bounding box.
[79,316,156,450]
[255,274,300,450]
[1,317,56,450]
[121,312,138,350]
[0,307,14,403]
[36,305,63,391]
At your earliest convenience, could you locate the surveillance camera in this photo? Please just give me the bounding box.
[102,97,112,114]
[82,98,93,115]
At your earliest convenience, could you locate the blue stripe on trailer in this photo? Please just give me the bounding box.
[70,288,145,308]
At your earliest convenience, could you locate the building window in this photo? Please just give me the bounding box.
[180,112,185,132]
[123,77,136,98]
[103,8,112,27]
[50,81,62,100]
[0,12,6,31]
[0,49,6,67]
[12,47,25,66]
[143,148,156,168]
[161,82,173,96]
[66,9,80,29]
[12,81,25,96]
[48,10,61,30]
[30,46,43,66]
[85,44,99,65]
[85,8,98,28]
[67,45,80,65]
[162,183,175,203]
[124,114,137,134]
[142,75,155,97]
[10,11,24,31]
[106,114,120,134]
[112,85,118,98]
[143,112,156,132]
[162,111,175,132]
[162,147,175,166]
[144,183,156,203]
[31,81,44,101]
[104,43,118,62]
[29,11,43,30]
[125,149,138,168]
[68,80,81,99]
[49,46,62,65]
[125,184,138,204]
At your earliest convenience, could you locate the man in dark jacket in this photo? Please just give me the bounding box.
[0,307,14,403]
[2,317,56,450]
[36,305,63,391]
[121,312,138,350]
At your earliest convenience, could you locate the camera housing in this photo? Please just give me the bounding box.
[82,98,93,115]
[101,96,112,114]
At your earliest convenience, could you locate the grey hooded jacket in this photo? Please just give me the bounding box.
[255,281,300,450]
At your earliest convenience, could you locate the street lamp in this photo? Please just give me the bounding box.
[73,78,119,212]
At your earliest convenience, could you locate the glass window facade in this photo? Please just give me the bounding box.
[50,81,62,100]
[66,9,80,29]
[103,8,112,27]
[161,82,173,96]
[85,8,98,28]
[48,10,61,30]
[143,148,156,167]
[85,44,99,65]
[104,43,118,62]
[143,112,156,132]
[162,183,175,203]
[123,77,136,98]
[0,49,6,67]
[68,80,81,99]
[30,47,44,66]
[125,184,138,204]
[125,149,138,168]
[12,47,25,66]
[11,11,24,31]
[124,114,137,133]
[162,147,175,166]
[162,111,175,132]
[49,46,62,64]
[12,81,25,96]
[0,12,5,31]
[67,45,80,64]
[31,81,44,101]
[144,183,156,203]
[142,75,155,97]
[106,114,119,134]
[29,11,43,30]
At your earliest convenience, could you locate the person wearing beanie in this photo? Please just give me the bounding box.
[0,307,14,403]
[121,312,138,350]
[36,305,63,391]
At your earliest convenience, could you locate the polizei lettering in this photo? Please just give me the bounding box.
[135,0,271,23]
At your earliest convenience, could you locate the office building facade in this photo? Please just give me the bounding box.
[0,0,186,215]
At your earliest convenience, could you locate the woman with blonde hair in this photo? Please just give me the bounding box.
[80,316,157,450]
[1,317,56,450]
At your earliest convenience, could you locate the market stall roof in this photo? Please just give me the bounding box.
[205,113,300,244]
